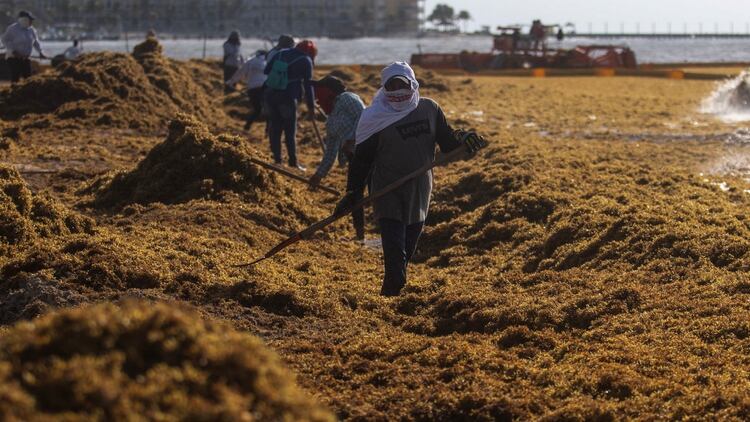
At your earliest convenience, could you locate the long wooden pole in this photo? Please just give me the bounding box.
[248,157,338,196]
[310,117,327,153]
[234,144,475,268]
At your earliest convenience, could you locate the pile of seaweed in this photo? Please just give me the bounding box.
[91,115,294,207]
[317,65,453,100]
[0,166,93,255]
[0,120,12,153]
[0,300,334,421]
[418,141,750,275]
[0,39,225,130]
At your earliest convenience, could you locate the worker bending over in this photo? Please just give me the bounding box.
[309,75,367,240]
[336,62,484,296]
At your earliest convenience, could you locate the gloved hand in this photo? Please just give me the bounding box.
[334,191,358,216]
[455,130,488,154]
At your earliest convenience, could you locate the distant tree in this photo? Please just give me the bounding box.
[428,4,455,32]
[457,10,471,33]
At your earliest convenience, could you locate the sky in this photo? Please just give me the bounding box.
[425,0,750,33]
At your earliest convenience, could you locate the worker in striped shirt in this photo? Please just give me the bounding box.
[309,75,367,240]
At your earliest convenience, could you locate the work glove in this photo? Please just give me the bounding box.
[334,191,358,216]
[454,130,488,154]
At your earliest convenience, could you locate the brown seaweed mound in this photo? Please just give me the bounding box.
[317,65,452,98]
[0,120,14,153]
[419,145,750,275]
[0,40,224,130]
[0,300,334,421]
[92,114,282,207]
[132,36,163,59]
[0,136,11,154]
[0,166,93,253]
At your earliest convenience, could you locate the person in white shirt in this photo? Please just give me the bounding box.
[2,11,46,83]
[63,39,82,60]
[227,50,268,130]
[222,31,243,93]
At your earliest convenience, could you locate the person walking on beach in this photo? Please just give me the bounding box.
[266,35,295,62]
[226,49,268,131]
[309,75,367,240]
[263,40,318,171]
[2,11,46,84]
[335,62,485,296]
[223,31,243,91]
[530,20,546,50]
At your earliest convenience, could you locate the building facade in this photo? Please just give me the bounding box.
[0,0,424,38]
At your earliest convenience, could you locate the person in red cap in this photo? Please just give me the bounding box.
[263,39,318,171]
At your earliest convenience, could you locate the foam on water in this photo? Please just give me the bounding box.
[701,71,750,122]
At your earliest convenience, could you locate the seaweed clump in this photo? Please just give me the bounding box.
[0,166,93,254]
[0,300,334,421]
[132,36,163,59]
[92,114,279,207]
[0,39,225,130]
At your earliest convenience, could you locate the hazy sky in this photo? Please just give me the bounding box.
[426,0,750,33]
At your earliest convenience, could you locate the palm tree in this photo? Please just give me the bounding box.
[457,10,471,33]
[427,4,455,32]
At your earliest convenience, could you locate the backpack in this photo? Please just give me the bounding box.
[266,51,306,91]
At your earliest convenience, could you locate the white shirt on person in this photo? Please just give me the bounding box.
[64,45,82,60]
[226,54,267,89]
[2,22,43,59]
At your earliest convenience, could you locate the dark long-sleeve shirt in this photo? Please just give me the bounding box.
[263,48,315,110]
[347,98,460,224]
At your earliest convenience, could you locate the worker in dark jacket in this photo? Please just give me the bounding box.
[336,62,485,296]
[263,40,317,171]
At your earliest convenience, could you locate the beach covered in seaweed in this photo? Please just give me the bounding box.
[2,38,750,419]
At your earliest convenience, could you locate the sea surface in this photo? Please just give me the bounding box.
[33,36,750,65]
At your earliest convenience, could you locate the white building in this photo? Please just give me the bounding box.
[1,0,424,38]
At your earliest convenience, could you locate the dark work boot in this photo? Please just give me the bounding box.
[380,276,405,297]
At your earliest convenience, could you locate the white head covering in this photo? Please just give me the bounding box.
[355,62,420,144]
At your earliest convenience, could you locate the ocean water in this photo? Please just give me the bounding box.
[35,36,750,65]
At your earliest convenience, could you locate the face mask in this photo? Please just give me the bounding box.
[385,88,415,111]
[18,17,31,28]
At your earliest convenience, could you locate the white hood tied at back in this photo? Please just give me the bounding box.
[355,62,421,144]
